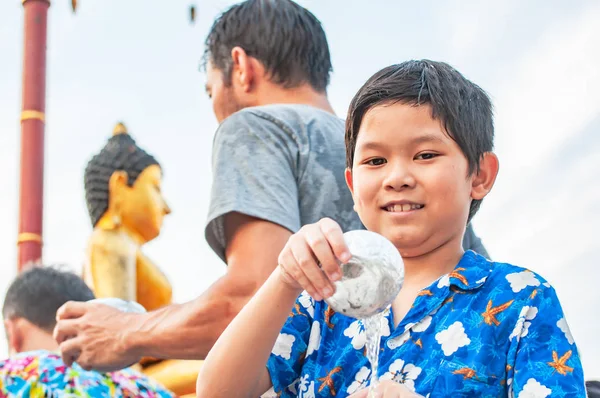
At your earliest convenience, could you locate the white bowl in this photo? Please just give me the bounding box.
[89,298,147,313]
[325,230,404,319]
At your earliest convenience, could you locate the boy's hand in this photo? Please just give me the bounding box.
[277,218,351,301]
[349,381,424,398]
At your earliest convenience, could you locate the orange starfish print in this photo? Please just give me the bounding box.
[452,367,479,380]
[318,366,343,395]
[481,299,514,326]
[324,306,336,329]
[449,267,468,286]
[290,303,308,318]
[418,289,433,296]
[548,350,574,376]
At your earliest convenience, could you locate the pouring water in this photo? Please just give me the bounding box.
[324,230,404,395]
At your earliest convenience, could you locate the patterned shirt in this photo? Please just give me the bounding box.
[0,350,175,397]
[266,251,586,397]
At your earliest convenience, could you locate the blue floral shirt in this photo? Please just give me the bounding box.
[266,251,586,397]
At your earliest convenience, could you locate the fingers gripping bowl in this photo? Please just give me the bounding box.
[325,230,404,319]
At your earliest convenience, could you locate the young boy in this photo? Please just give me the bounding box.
[196,60,586,397]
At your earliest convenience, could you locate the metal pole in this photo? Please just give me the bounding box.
[17,0,50,271]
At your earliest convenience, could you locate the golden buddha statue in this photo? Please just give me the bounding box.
[82,123,202,396]
[82,122,172,311]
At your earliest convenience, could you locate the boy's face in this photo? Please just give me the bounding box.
[345,103,479,258]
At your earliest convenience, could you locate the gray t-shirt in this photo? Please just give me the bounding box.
[205,104,488,262]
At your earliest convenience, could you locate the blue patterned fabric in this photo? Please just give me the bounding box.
[266,251,586,397]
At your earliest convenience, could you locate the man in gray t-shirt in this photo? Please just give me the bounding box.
[53,0,487,371]
[205,104,362,262]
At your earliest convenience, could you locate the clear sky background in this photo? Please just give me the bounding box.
[1,0,598,379]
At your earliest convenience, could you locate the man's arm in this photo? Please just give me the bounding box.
[132,213,291,359]
[55,213,291,370]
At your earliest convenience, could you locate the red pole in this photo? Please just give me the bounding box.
[17,0,49,272]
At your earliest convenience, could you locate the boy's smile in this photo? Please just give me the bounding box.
[345,102,475,258]
[382,200,425,214]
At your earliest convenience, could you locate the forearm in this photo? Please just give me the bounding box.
[126,273,255,360]
[197,268,301,398]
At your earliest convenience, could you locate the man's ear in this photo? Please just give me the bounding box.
[230,46,255,93]
[471,152,499,200]
[4,318,23,354]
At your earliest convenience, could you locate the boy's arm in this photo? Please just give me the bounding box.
[197,218,347,397]
[509,285,586,396]
[196,268,302,398]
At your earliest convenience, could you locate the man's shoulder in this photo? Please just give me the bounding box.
[237,103,342,122]
[0,350,174,397]
[0,350,57,372]
[218,104,343,138]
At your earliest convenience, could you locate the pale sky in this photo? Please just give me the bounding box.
[1,0,598,379]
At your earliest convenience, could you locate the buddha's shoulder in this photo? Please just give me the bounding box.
[87,228,138,253]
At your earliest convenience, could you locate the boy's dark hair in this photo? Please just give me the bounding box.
[203,0,332,92]
[2,266,95,333]
[345,60,494,222]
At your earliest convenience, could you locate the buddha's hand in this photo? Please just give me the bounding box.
[277,217,351,302]
[53,301,142,372]
[348,381,424,398]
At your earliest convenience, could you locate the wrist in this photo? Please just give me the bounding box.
[273,266,304,297]
[121,312,150,359]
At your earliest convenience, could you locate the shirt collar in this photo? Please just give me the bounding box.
[447,250,493,291]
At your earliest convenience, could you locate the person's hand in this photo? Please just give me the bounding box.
[348,381,424,398]
[53,301,142,372]
[277,217,351,301]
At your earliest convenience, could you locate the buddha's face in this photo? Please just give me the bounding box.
[119,165,171,243]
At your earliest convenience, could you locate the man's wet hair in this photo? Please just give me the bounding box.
[2,266,95,333]
[345,60,494,222]
[203,0,332,92]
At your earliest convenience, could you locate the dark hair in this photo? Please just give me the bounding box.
[2,266,95,333]
[84,126,159,227]
[345,60,494,222]
[203,0,332,92]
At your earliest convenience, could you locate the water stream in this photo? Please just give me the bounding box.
[364,312,385,397]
